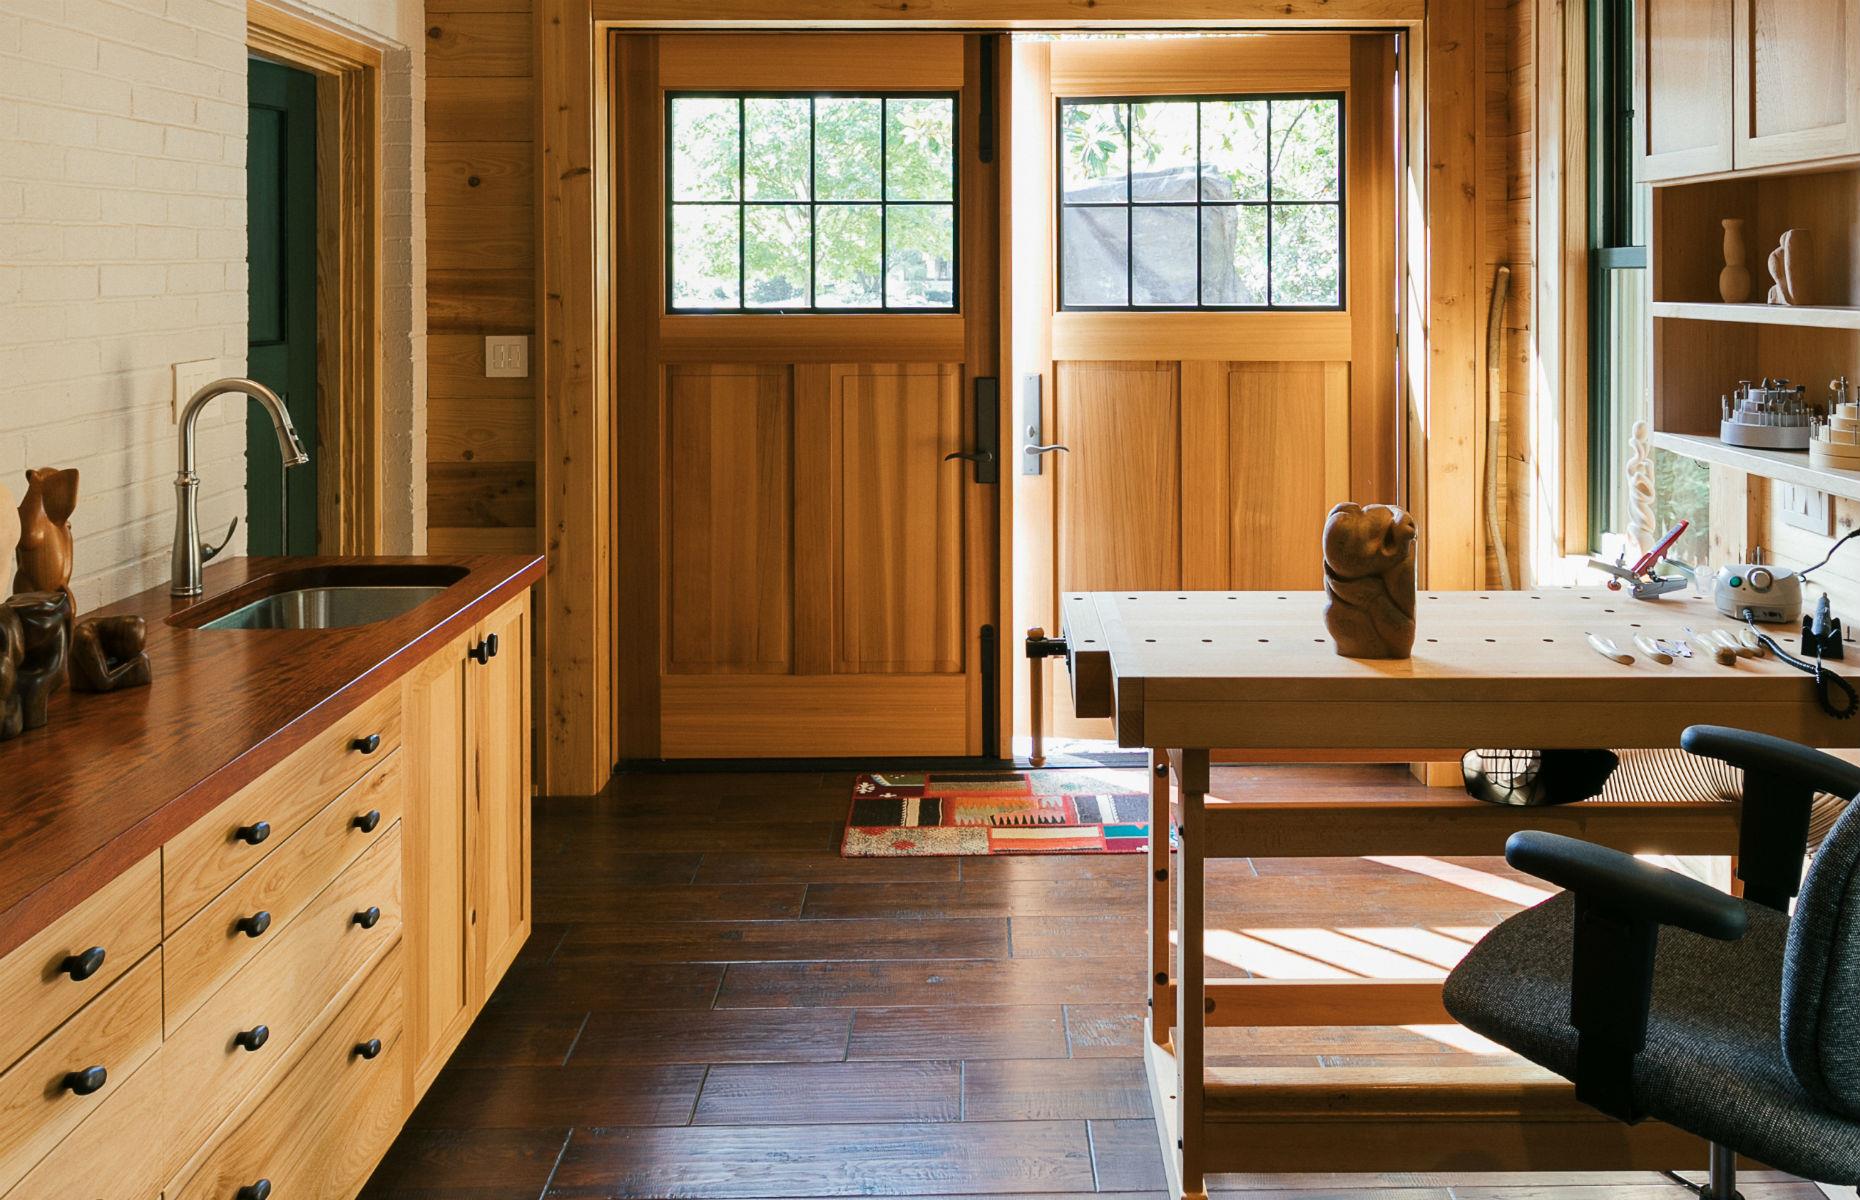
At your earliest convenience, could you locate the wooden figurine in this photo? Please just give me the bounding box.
[16,467,78,619]
[72,616,151,692]
[1719,218,1751,303]
[1627,419,1657,556]
[6,591,70,731]
[1322,502,1418,659]
[0,605,21,740]
[1766,228,1813,306]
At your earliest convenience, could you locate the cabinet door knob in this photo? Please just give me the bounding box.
[354,1037,383,1060]
[234,911,272,939]
[485,632,500,659]
[352,905,382,930]
[467,637,491,664]
[236,1180,273,1200]
[352,809,382,834]
[62,1065,107,1095]
[61,946,106,982]
[234,1024,270,1052]
[235,821,271,847]
[350,733,382,754]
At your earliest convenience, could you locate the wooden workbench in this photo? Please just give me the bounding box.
[1059,588,1857,1196]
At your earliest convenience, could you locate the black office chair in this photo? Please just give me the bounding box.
[1443,725,1860,1198]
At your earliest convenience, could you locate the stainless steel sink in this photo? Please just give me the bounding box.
[197,584,452,631]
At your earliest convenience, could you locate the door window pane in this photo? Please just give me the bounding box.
[667,94,958,311]
[1057,93,1344,310]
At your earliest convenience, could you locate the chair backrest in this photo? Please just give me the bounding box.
[1784,794,1860,1116]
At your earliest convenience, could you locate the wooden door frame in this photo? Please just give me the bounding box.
[539,0,1486,796]
[247,0,385,555]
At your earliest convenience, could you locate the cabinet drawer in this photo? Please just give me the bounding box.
[0,852,159,1073]
[0,948,162,1196]
[1,1039,166,1200]
[165,751,405,1033]
[165,684,402,931]
[163,827,401,1161]
[170,944,404,1200]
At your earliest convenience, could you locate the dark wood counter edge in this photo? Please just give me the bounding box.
[0,553,544,961]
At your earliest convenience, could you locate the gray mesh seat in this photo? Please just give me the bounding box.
[1443,726,1860,1188]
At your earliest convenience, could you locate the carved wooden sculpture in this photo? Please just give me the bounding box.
[1719,218,1751,303]
[16,467,78,619]
[1322,502,1418,659]
[0,606,21,740]
[5,591,69,731]
[1766,228,1813,306]
[72,616,151,692]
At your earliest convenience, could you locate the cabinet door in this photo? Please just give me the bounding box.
[401,631,474,1101]
[1638,0,1735,180]
[470,596,531,999]
[1733,0,1860,168]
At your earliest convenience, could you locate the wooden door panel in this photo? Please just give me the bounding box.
[1638,0,1734,179]
[1226,362,1350,589]
[1734,0,1860,167]
[830,364,965,675]
[665,364,794,675]
[1054,362,1181,593]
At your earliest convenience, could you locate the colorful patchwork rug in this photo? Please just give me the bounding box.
[842,768,1151,857]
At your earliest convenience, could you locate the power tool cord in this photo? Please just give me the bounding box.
[1743,607,1858,719]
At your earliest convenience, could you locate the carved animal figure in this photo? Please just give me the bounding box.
[72,615,151,693]
[16,467,78,617]
[0,606,22,740]
[1322,502,1418,659]
[8,590,71,730]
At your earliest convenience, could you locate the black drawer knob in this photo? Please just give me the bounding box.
[62,1065,107,1095]
[354,1037,383,1060]
[485,632,500,659]
[352,905,381,930]
[351,733,381,754]
[352,809,382,834]
[61,946,106,982]
[234,1024,270,1052]
[467,637,490,664]
[237,1180,272,1200]
[235,821,271,847]
[234,911,272,939]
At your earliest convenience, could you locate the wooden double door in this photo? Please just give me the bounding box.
[614,33,1004,760]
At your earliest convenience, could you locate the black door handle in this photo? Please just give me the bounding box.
[354,1037,383,1060]
[62,1065,107,1095]
[944,450,995,467]
[61,946,106,982]
[237,1180,272,1200]
[353,905,382,930]
[485,632,500,658]
[945,377,1000,484]
[235,821,271,846]
[467,637,491,664]
[234,1024,270,1052]
[235,911,272,939]
[353,809,382,834]
[351,732,381,754]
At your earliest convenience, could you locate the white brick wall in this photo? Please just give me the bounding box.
[0,0,426,612]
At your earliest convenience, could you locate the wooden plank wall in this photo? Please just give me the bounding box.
[1487,0,1535,587]
[425,0,539,556]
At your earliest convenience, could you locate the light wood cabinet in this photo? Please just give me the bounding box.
[0,587,532,1200]
[1732,0,1860,169]
[1637,0,1735,181]
[403,592,532,1100]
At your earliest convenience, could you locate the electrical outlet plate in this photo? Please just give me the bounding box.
[171,359,227,422]
[1780,482,1833,535]
[485,335,529,379]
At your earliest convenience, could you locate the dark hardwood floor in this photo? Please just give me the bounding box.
[360,765,1817,1200]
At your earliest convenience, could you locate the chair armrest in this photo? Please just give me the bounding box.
[1681,725,1855,912]
[1505,831,1748,941]
[1681,725,1860,799]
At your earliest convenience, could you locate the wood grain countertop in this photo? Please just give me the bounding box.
[0,553,545,959]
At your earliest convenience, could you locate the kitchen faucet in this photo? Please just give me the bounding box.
[171,377,308,598]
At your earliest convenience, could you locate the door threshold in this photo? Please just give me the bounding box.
[615,755,1016,775]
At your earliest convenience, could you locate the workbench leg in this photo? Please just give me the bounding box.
[1173,748,1210,1200]
[1148,749,1171,1046]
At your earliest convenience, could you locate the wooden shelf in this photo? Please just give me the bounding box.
[1652,300,1860,330]
[1651,430,1860,501]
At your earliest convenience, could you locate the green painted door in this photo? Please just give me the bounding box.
[246,58,318,555]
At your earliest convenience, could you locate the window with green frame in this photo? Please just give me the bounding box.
[1588,0,1708,561]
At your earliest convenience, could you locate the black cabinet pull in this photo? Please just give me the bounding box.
[485,632,500,659]
[61,946,106,982]
[236,1180,272,1200]
[352,905,381,930]
[353,809,382,834]
[354,1037,383,1060]
[467,637,491,664]
[235,821,271,847]
[234,911,272,939]
[350,733,381,754]
[62,1066,107,1095]
[234,1024,270,1052]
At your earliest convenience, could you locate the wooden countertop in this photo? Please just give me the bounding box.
[0,554,544,959]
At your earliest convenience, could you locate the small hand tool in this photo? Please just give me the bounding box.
[1586,633,1634,665]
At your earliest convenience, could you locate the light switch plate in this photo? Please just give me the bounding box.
[1779,482,1832,535]
[485,335,529,379]
[171,359,227,422]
